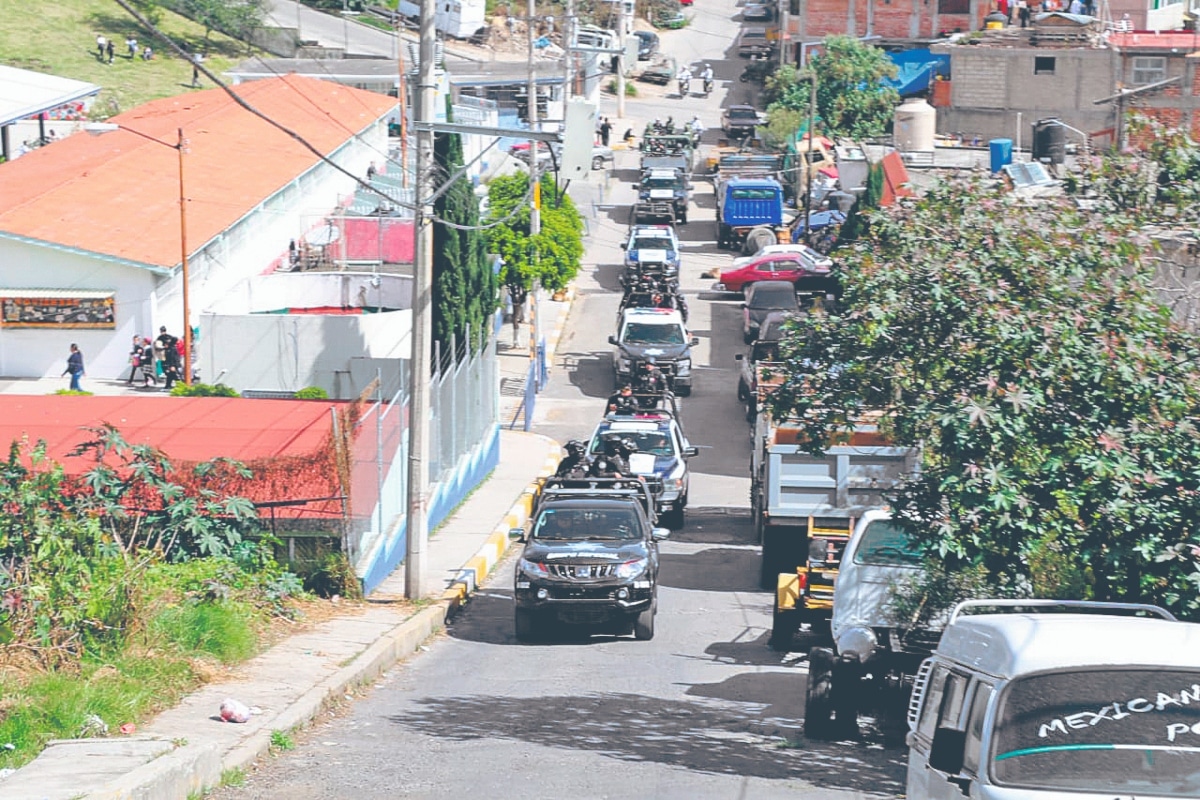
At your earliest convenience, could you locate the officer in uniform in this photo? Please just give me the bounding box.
[554,440,591,478]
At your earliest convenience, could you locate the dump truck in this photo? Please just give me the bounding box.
[750,391,919,649]
[716,176,785,252]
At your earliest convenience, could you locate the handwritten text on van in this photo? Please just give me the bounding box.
[1038,684,1200,739]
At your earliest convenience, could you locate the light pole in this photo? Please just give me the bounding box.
[86,123,192,385]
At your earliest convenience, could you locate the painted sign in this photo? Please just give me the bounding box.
[1,295,115,329]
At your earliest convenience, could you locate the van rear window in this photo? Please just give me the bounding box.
[731,188,777,200]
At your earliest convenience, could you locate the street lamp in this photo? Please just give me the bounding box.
[86,122,192,385]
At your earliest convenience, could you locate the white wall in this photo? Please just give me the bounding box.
[210,272,413,316]
[201,308,411,398]
[0,238,161,379]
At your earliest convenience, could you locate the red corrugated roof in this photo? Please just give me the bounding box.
[0,76,396,271]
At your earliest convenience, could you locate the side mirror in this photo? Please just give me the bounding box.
[608,335,618,345]
[690,337,700,346]
[683,446,699,457]
[620,242,627,249]
[508,527,526,542]
[928,727,967,776]
[651,527,671,541]
[734,353,744,361]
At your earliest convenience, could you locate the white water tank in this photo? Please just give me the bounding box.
[894,97,936,152]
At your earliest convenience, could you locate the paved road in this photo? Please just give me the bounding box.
[212,1,910,796]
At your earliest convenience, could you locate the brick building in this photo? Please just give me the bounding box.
[1107,30,1200,143]
[789,0,988,44]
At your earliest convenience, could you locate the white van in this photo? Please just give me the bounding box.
[905,599,1200,800]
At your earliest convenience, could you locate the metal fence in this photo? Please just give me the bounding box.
[430,325,498,479]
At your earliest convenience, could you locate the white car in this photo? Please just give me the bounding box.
[734,243,832,271]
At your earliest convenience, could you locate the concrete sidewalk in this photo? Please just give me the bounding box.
[0,294,576,799]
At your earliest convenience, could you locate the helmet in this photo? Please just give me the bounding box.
[603,435,622,454]
[619,438,638,457]
[645,357,657,367]
[566,439,587,457]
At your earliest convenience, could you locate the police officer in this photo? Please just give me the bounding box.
[635,361,669,405]
[606,384,639,415]
[554,439,591,478]
[589,436,629,477]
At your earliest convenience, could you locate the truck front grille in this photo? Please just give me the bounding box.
[548,563,617,579]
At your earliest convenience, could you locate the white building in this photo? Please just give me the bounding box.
[0,76,396,382]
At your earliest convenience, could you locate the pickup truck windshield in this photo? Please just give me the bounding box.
[532,507,641,540]
[590,431,673,457]
[631,236,672,251]
[992,669,1200,797]
[623,322,685,345]
[642,177,680,190]
[728,108,758,121]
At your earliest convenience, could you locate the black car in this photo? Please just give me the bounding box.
[742,280,798,343]
[511,478,668,641]
[634,30,660,60]
[742,2,775,21]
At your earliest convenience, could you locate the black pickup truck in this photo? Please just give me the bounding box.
[511,478,668,641]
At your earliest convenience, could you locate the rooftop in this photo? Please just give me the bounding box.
[0,76,396,272]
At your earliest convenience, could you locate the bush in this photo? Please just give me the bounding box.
[294,386,329,400]
[605,79,638,97]
[169,382,239,397]
[53,389,93,396]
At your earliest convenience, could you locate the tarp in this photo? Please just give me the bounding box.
[885,49,950,97]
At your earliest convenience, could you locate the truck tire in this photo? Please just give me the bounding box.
[675,384,691,397]
[831,660,862,738]
[770,602,800,651]
[634,601,656,640]
[716,223,729,250]
[805,646,836,739]
[592,155,605,170]
[745,226,777,255]
[515,608,539,642]
[660,505,685,530]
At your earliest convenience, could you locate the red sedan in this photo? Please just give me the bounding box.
[712,251,835,294]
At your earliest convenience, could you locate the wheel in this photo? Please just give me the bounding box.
[745,226,777,255]
[634,601,656,640]
[737,378,748,401]
[675,384,691,397]
[679,212,688,225]
[805,646,836,739]
[514,608,539,642]
[770,602,800,651]
[592,155,605,170]
[743,329,755,345]
[660,505,685,530]
[831,660,862,738]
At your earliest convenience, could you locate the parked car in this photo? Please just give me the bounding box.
[507,141,613,170]
[712,250,834,295]
[639,54,677,85]
[634,30,659,60]
[742,280,798,344]
[736,311,789,418]
[732,243,832,273]
[721,104,762,138]
[742,2,775,21]
[737,28,776,58]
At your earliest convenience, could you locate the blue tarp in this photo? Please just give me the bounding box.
[885,49,950,97]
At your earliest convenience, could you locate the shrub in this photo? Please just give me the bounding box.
[294,386,329,400]
[53,389,93,396]
[605,79,638,97]
[169,382,239,397]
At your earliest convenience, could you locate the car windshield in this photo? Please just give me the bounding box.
[749,285,798,309]
[642,177,678,190]
[623,322,685,345]
[532,507,641,540]
[590,431,674,457]
[729,108,758,120]
[852,519,923,566]
[992,669,1200,798]
[631,236,672,251]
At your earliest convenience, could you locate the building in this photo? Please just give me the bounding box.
[0,76,395,382]
[0,65,100,161]
[1108,30,1200,142]
[789,0,987,45]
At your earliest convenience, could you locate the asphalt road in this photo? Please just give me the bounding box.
[212,1,910,796]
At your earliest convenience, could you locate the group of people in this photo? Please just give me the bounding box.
[1001,0,1097,26]
[605,362,670,414]
[95,34,153,64]
[554,436,638,480]
[675,64,714,95]
[620,276,690,323]
[125,327,186,390]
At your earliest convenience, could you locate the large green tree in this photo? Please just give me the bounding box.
[432,131,496,354]
[808,35,899,140]
[179,0,268,49]
[485,172,584,295]
[767,174,1200,620]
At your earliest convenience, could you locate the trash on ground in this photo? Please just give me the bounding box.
[219,698,252,723]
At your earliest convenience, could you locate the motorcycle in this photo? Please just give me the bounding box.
[702,77,713,95]
[678,77,690,97]
[739,56,772,84]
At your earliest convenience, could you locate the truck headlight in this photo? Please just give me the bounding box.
[676,359,691,374]
[836,626,878,663]
[616,558,648,579]
[518,558,549,578]
[663,477,684,492]
[617,356,631,371]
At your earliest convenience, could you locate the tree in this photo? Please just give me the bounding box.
[432,130,496,354]
[767,174,1200,620]
[808,35,899,140]
[485,172,584,296]
[179,0,268,48]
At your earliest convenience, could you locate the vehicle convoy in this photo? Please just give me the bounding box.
[511,477,669,641]
[752,408,918,648]
[804,510,936,739]
[610,307,698,396]
[621,224,680,274]
[904,600,1200,800]
[715,176,784,252]
[640,131,695,175]
[637,168,691,224]
[588,404,698,529]
[721,105,762,140]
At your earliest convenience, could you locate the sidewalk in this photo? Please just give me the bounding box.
[0,308,576,800]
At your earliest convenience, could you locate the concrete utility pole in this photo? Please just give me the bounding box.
[405,0,438,598]
[565,0,575,98]
[616,0,628,118]
[527,0,541,238]
[803,70,817,246]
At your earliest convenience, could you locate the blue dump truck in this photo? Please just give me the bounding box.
[716,176,784,252]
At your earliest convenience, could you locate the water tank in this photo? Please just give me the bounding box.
[893,97,937,152]
[989,138,1013,173]
[1033,118,1066,164]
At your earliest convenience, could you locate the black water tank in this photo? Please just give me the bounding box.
[1033,118,1066,164]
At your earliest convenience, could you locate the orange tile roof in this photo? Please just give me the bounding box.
[0,76,396,271]
[1109,31,1200,51]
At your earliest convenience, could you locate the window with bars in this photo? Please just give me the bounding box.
[1131,56,1167,85]
[1034,56,1056,75]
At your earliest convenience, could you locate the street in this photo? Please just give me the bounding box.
[213,0,910,796]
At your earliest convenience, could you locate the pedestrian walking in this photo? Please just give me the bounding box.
[191,53,204,87]
[106,39,115,64]
[599,117,613,147]
[126,35,137,58]
[126,334,144,384]
[63,344,84,391]
[139,337,158,387]
[509,285,528,346]
[96,34,107,60]
[153,327,170,379]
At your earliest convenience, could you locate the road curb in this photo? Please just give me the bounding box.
[543,285,576,365]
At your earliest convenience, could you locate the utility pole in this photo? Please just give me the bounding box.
[803,70,817,247]
[616,0,628,118]
[398,25,409,188]
[527,0,541,239]
[565,0,575,98]
[405,0,438,599]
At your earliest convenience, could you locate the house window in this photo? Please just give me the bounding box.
[939,0,970,11]
[1034,56,1056,75]
[1131,56,1167,85]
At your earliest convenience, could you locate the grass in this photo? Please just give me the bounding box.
[0,0,259,120]
[269,729,295,751]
